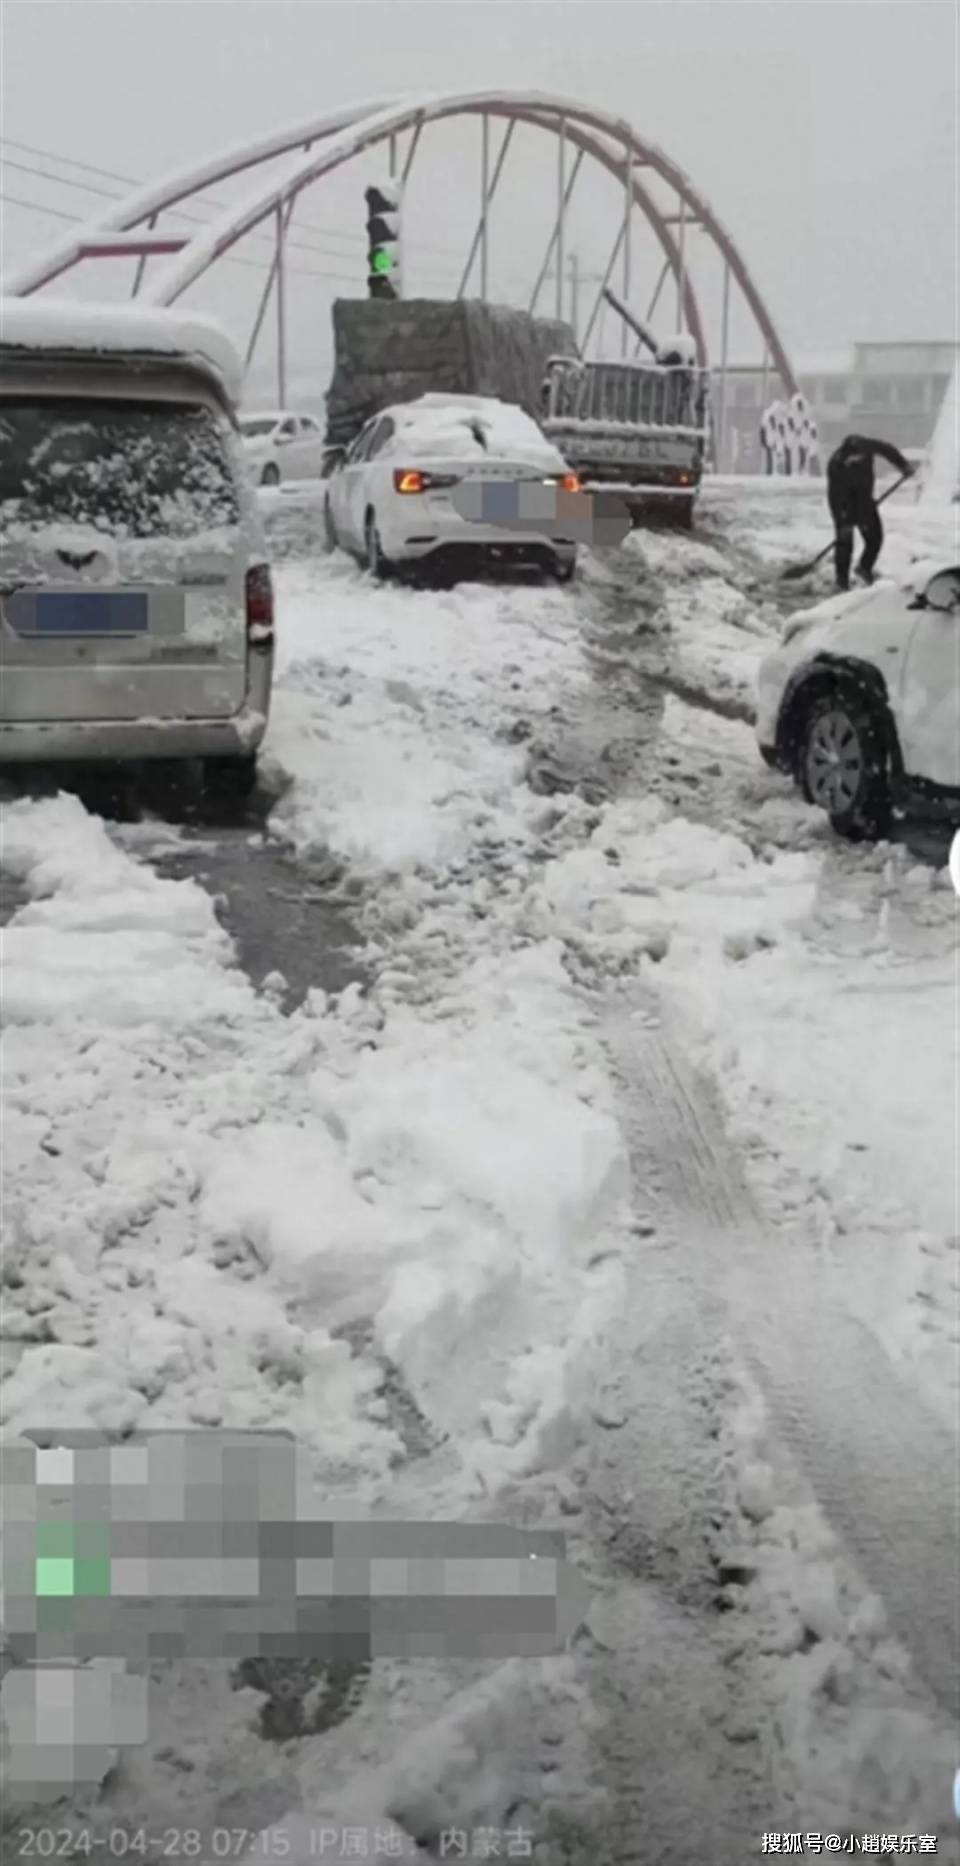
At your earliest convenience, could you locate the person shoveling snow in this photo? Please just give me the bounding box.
[826,433,915,589]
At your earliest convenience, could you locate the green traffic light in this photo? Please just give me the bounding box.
[371,248,394,275]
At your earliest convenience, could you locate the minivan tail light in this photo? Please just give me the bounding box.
[246,564,274,644]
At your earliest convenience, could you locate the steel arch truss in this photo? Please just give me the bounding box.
[5,89,797,396]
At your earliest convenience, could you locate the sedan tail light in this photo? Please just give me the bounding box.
[393,469,461,494]
[245,564,274,645]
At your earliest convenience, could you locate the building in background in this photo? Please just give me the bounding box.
[715,340,958,474]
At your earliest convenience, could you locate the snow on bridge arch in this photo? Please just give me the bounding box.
[3,89,798,396]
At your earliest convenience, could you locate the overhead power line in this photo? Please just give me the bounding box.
[1,152,378,263]
[0,189,467,291]
[0,136,467,264]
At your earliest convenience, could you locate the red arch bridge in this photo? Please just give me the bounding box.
[5,89,799,458]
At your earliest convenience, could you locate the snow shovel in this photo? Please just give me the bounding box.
[779,472,911,582]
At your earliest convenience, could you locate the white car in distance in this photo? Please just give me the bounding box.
[239,410,329,486]
[756,563,960,839]
[322,393,580,584]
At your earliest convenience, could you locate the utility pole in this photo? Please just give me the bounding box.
[543,253,605,352]
[568,251,581,347]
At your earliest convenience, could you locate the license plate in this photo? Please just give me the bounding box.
[29,593,149,637]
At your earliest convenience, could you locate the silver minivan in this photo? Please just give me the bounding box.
[0,302,274,797]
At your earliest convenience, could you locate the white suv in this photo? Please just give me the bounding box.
[756,565,960,838]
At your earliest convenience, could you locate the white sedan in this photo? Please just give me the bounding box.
[322,393,580,584]
[756,563,960,838]
[239,410,329,486]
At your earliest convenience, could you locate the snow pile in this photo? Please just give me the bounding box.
[532,795,815,967]
[1,790,626,1495]
[524,777,958,1440]
[719,1378,959,1843]
[269,559,588,875]
[658,873,960,1429]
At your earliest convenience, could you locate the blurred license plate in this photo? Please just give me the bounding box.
[453,482,556,524]
[33,593,149,637]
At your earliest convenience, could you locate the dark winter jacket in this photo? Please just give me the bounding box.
[827,434,911,494]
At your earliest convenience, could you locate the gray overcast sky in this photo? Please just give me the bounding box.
[1,0,956,393]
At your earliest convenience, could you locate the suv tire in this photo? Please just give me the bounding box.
[799,689,892,840]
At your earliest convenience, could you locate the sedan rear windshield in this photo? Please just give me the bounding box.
[0,398,240,539]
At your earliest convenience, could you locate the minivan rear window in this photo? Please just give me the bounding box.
[0,399,241,540]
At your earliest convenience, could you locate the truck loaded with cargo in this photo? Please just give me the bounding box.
[323,294,711,530]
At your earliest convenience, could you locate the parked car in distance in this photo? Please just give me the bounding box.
[239,409,328,485]
[0,298,274,799]
[756,563,960,839]
[322,393,580,584]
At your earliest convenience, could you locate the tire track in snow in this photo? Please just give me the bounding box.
[564,1275,783,1863]
[601,989,959,1724]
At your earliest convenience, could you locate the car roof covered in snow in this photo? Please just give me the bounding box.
[383,393,563,465]
[0,298,244,406]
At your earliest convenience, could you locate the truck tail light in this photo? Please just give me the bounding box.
[245,564,274,645]
[393,469,460,494]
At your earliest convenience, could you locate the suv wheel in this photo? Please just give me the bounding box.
[260,463,280,487]
[364,512,390,580]
[799,691,892,840]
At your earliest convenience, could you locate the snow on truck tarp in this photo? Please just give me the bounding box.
[0,298,244,406]
[391,394,565,467]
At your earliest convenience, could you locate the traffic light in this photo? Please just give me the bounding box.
[365,180,402,300]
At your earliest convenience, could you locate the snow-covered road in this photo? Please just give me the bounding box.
[2,483,958,1860]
